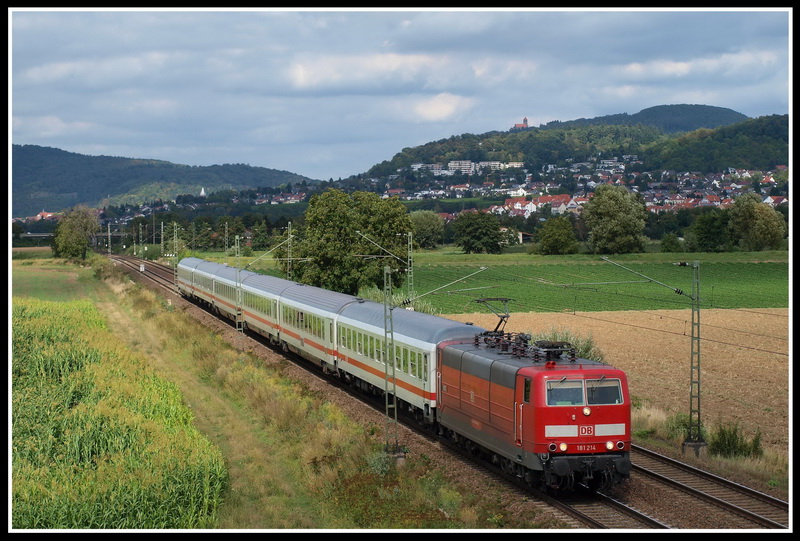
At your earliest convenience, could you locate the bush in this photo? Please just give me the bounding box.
[530,327,604,362]
[708,422,763,458]
[666,412,693,440]
[660,232,683,252]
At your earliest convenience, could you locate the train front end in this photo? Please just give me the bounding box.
[524,361,632,491]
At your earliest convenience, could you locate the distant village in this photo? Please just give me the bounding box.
[381,156,789,222]
[14,153,789,229]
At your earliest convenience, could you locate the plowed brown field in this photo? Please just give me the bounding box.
[446,308,790,453]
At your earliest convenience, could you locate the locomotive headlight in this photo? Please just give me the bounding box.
[583,407,591,416]
[605,441,614,450]
[559,442,568,452]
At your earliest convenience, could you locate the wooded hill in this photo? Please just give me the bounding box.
[11,146,316,218]
[12,105,788,217]
[538,104,749,133]
[366,107,787,178]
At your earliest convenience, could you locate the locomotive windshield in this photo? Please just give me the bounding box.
[587,378,623,405]
[546,379,584,406]
[546,378,623,406]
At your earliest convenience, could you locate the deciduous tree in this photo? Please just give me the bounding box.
[582,185,647,254]
[728,193,787,251]
[535,216,579,255]
[452,211,504,254]
[409,210,444,249]
[277,189,412,295]
[52,205,100,260]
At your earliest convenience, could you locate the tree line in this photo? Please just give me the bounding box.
[50,187,787,298]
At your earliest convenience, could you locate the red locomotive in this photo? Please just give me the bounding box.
[438,332,631,491]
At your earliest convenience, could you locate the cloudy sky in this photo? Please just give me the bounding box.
[9,8,791,182]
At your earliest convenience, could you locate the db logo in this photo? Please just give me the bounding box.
[580,425,594,436]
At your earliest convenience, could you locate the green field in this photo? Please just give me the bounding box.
[410,257,789,314]
[15,248,785,314]
[10,262,104,302]
[204,248,790,315]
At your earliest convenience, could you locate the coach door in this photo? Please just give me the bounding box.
[514,375,532,447]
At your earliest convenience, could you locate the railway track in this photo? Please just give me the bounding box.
[108,254,790,530]
[109,254,179,292]
[628,445,789,529]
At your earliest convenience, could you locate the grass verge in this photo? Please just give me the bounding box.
[88,262,564,529]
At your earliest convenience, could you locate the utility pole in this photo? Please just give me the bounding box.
[601,257,706,456]
[406,231,414,302]
[235,235,244,334]
[173,223,178,287]
[678,260,706,456]
[383,265,400,456]
[287,222,293,281]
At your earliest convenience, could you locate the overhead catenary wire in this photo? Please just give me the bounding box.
[415,262,787,358]
[252,236,786,358]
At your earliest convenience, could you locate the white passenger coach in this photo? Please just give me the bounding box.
[176,257,484,423]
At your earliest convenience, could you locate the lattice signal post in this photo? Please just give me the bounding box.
[383,266,400,456]
[677,261,707,456]
[600,257,707,456]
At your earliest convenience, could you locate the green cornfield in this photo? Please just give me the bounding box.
[11,297,228,529]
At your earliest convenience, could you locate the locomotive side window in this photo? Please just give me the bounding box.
[523,378,531,403]
[586,378,623,405]
[546,379,584,406]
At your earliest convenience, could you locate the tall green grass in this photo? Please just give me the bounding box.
[11,297,227,529]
